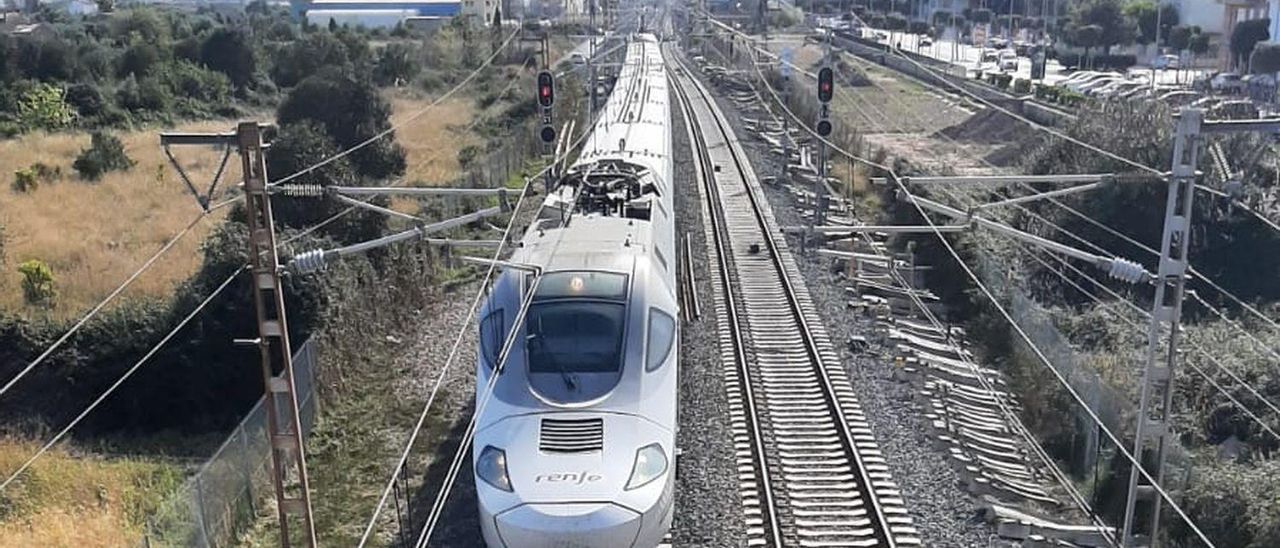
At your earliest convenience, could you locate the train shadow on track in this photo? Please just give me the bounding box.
[396,403,483,548]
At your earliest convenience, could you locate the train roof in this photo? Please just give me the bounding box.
[516,215,653,274]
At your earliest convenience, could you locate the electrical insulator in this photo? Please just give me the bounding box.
[1107,257,1149,284]
[289,249,331,274]
[275,183,325,197]
[537,71,555,108]
[817,67,833,103]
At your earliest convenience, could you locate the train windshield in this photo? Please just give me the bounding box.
[526,272,629,403]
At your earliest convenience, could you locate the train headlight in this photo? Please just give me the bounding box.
[625,443,668,490]
[477,445,513,492]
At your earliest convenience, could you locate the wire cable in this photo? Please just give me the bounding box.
[0,265,245,493]
[270,28,521,189]
[358,75,610,545]
[1030,247,1280,442]
[708,37,1112,538]
[828,40,1280,429]
[713,22,1218,544]
[0,198,236,401]
[3,32,523,403]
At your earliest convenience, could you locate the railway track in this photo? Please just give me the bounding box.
[667,45,920,548]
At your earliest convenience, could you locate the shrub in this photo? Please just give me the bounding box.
[16,83,73,131]
[17,259,56,306]
[12,162,61,192]
[73,132,134,180]
[1012,78,1031,94]
[64,82,107,118]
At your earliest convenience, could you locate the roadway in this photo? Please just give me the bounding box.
[852,27,1203,88]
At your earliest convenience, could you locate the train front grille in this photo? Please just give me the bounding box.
[539,417,604,453]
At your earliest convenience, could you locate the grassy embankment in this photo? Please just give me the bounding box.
[0,442,186,547]
[0,121,244,320]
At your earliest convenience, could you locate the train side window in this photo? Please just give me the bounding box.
[645,308,676,372]
[480,309,504,369]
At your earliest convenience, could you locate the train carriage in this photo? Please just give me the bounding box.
[471,33,676,548]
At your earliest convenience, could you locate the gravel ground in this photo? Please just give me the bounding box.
[670,83,748,548]
[685,58,996,547]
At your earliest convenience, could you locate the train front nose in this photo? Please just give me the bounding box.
[487,502,643,547]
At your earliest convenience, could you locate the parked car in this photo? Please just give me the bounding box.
[1152,54,1180,70]
[987,37,1009,49]
[1013,41,1032,56]
[920,36,933,47]
[1158,90,1201,107]
[1094,81,1146,98]
[1211,72,1247,94]
[998,50,1018,71]
[1058,71,1104,86]
[1059,72,1122,92]
[1190,96,1223,110]
[1210,99,1260,120]
[1070,75,1124,93]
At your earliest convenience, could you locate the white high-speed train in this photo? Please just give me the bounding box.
[471,34,676,548]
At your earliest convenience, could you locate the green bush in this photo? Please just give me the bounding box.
[12,162,61,192]
[16,83,73,131]
[73,132,134,180]
[17,259,56,306]
[1012,78,1031,94]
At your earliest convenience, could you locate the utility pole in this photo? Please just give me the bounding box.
[240,122,317,548]
[161,123,317,548]
[1121,110,1201,548]
[1151,0,1164,92]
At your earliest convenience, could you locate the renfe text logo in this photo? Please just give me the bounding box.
[535,471,602,485]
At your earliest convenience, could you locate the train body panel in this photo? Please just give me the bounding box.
[472,33,676,548]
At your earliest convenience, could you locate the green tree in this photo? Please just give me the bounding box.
[373,42,419,86]
[1168,25,1193,52]
[1251,41,1280,74]
[200,28,256,89]
[1124,1,1178,45]
[17,259,56,306]
[1071,0,1134,54]
[73,131,134,180]
[1231,18,1271,70]
[277,68,405,179]
[269,32,352,88]
[118,40,163,77]
[17,37,75,81]
[109,8,170,44]
[16,83,73,130]
[1068,24,1104,67]
[266,121,384,243]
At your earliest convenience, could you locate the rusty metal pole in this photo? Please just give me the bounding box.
[238,121,317,548]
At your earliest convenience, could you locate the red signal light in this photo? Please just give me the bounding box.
[537,71,554,107]
[817,67,833,103]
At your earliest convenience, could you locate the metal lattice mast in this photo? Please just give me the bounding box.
[1121,109,1203,548]
[239,121,318,548]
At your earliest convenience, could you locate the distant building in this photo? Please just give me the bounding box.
[297,0,493,28]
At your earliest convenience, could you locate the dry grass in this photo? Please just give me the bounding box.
[388,94,481,187]
[0,121,243,321]
[0,440,184,548]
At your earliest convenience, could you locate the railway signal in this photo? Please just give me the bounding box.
[815,119,832,137]
[817,67,833,103]
[537,71,555,107]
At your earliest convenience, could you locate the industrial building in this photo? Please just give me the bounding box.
[295,0,496,29]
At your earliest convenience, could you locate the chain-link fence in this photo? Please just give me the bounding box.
[974,256,1191,489]
[139,340,318,548]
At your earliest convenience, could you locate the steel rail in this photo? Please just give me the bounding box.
[669,45,911,547]
[669,53,785,548]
